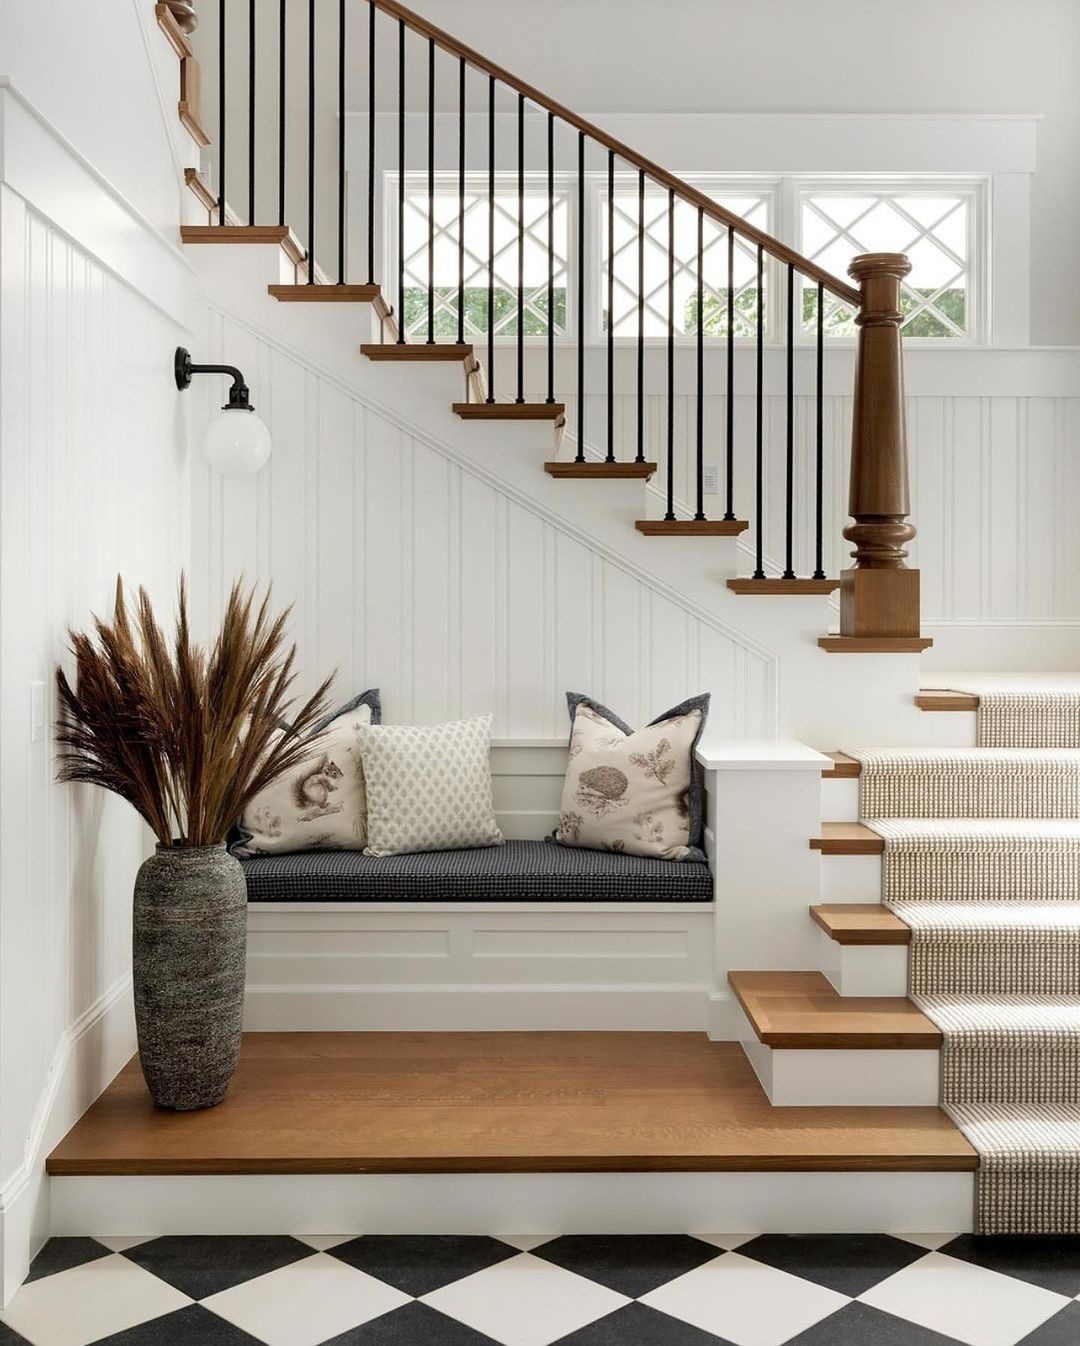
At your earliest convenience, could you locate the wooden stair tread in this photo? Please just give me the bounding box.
[810,822,884,855]
[916,690,980,711]
[822,751,860,779]
[546,462,656,479]
[635,520,748,536]
[729,971,939,1049]
[361,343,472,361]
[269,284,381,302]
[810,904,910,946]
[183,225,291,245]
[45,1032,972,1175]
[728,579,840,594]
[454,402,565,420]
[819,636,934,653]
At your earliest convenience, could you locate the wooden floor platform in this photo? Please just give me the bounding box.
[48,1032,975,1177]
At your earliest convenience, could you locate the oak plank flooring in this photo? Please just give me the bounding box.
[729,972,941,1049]
[46,1032,973,1176]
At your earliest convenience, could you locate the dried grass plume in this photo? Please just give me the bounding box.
[56,577,333,847]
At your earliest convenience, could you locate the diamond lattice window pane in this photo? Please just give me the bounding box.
[799,188,973,340]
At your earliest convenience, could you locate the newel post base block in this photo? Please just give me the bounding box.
[840,566,922,640]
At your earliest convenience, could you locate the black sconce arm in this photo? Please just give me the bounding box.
[174,346,253,410]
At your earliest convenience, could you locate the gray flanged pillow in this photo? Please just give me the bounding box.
[232,689,381,856]
[552,692,710,861]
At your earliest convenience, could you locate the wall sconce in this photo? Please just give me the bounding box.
[174,347,271,477]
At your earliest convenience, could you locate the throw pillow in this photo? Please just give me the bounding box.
[553,692,710,861]
[355,714,504,856]
[233,689,381,856]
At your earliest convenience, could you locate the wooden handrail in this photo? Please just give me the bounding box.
[369,0,862,307]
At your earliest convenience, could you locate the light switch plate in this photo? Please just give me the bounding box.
[702,466,719,494]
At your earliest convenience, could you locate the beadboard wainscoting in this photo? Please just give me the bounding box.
[0,83,196,1299]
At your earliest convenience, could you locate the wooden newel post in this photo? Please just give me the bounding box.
[838,252,929,648]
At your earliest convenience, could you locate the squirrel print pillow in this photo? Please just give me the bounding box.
[553,693,710,862]
[234,690,380,856]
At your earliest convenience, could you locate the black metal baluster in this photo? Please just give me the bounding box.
[458,58,465,347]
[724,226,735,520]
[695,207,705,520]
[427,38,435,341]
[752,243,764,577]
[218,0,226,226]
[307,0,315,282]
[575,131,585,461]
[516,93,525,403]
[338,0,346,284]
[248,0,256,224]
[636,169,645,463]
[366,2,375,282]
[278,0,286,227]
[546,110,555,404]
[606,150,615,462]
[486,75,495,399]
[783,262,796,577]
[665,188,675,521]
[396,19,405,337]
[813,280,826,579]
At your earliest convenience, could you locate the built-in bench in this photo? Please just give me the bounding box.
[241,839,713,904]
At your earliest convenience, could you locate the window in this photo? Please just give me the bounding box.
[398,174,569,341]
[797,182,981,340]
[601,183,774,338]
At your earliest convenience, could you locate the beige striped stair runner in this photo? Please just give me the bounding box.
[847,724,1080,1234]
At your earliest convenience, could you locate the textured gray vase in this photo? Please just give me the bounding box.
[133,844,247,1110]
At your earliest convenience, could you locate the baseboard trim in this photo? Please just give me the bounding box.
[243,984,712,1032]
[0,976,135,1305]
[49,1170,975,1237]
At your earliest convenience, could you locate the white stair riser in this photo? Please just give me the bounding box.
[821,854,882,903]
[48,1171,974,1237]
[821,778,859,822]
[817,930,909,997]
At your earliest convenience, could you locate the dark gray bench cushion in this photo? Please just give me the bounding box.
[241,839,712,903]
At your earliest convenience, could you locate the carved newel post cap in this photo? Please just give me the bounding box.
[848,252,912,284]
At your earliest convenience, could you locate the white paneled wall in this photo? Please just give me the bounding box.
[192,315,773,737]
[0,80,194,1296]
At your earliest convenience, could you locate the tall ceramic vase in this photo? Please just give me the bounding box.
[132,844,247,1110]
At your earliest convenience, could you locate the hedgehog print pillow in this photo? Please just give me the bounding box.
[552,692,710,861]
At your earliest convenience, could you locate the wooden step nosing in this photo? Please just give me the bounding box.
[729,971,940,1050]
[545,462,657,479]
[819,636,935,654]
[915,691,981,712]
[809,905,911,946]
[809,823,884,855]
[728,579,841,595]
[635,520,749,537]
[821,751,860,779]
[453,402,566,420]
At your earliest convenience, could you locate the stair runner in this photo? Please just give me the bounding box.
[848,720,1080,1234]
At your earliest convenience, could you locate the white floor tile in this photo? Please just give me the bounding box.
[0,1253,190,1346]
[901,1233,963,1251]
[421,1252,629,1346]
[201,1252,411,1346]
[494,1235,558,1252]
[639,1251,850,1346]
[93,1236,155,1253]
[859,1251,1069,1346]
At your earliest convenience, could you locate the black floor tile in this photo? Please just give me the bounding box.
[551,1302,739,1345]
[317,1301,503,1344]
[327,1235,516,1297]
[25,1237,110,1283]
[1014,1302,1080,1346]
[0,1322,31,1345]
[91,1304,267,1345]
[122,1235,314,1299]
[939,1234,1080,1298]
[532,1235,720,1298]
[780,1301,967,1346]
[736,1233,928,1296]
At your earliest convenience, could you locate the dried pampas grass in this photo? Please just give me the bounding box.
[56,577,333,847]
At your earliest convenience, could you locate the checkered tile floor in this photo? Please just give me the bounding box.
[3,1233,1080,1346]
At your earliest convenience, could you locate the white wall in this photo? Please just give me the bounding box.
[0,56,196,1299]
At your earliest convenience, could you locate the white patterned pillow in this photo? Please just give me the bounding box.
[553,693,710,861]
[355,715,504,857]
[233,690,380,856]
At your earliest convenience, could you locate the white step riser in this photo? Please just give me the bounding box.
[821,853,882,903]
[48,1171,974,1237]
[817,930,909,997]
[735,1004,939,1106]
[821,778,860,822]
